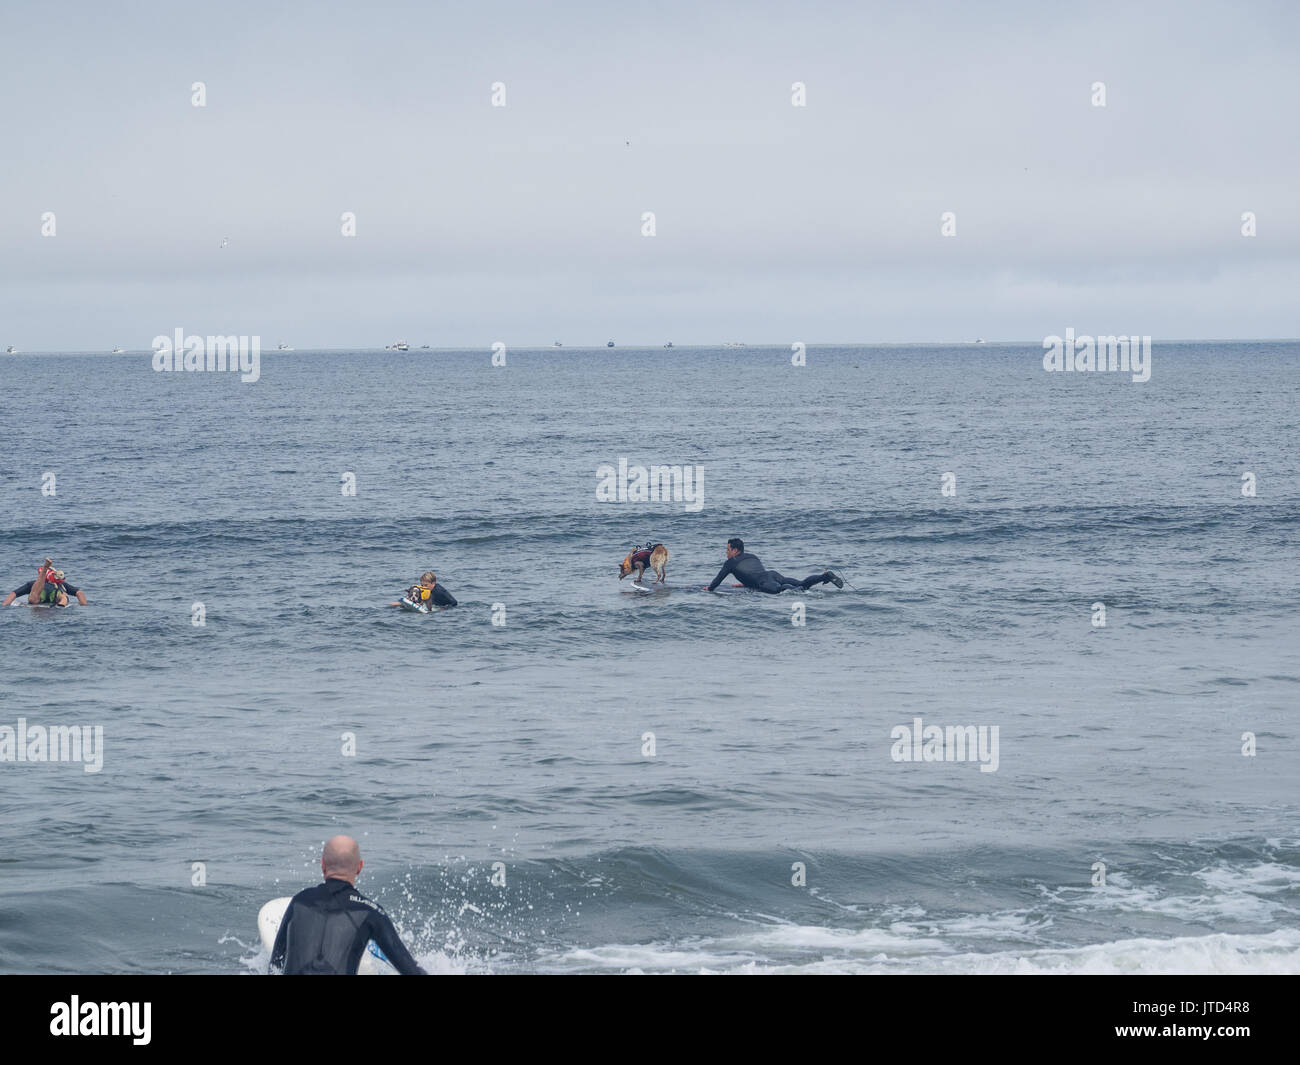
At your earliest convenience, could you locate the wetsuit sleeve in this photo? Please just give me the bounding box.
[433,585,457,607]
[368,911,427,975]
[63,582,80,596]
[269,905,290,973]
[13,581,33,597]
[707,558,735,592]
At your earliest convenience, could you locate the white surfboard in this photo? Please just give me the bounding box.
[258,896,395,974]
[399,597,431,613]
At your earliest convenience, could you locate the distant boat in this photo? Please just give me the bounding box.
[664,341,673,348]
[607,340,615,348]
[553,341,563,348]
[111,347,125,354]
[722,341,745,348]
[393,340,409,351]
[5,345,16,354]
[276,343,293,351]
[420,345,430,349]
[973,338,986,344]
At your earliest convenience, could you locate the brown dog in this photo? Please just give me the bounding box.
[619,543,669,584]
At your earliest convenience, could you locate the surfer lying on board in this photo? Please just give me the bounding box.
[389,571,457,609]
[3,558,88,606]
[704,538,843,594]
[269,835,426,975]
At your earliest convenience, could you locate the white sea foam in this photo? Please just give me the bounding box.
[234,938,469,975]
[540,928,1300,975]
[1196,860,1300,898]
[1038,860,1300,924]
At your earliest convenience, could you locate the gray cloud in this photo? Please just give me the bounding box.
[1,0,1295,347]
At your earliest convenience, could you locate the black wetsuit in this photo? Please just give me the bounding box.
[269,878,426,975]
[12,579,80,603]
[707,552,831,594]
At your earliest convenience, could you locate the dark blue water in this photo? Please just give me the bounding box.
[1,342,1297,973]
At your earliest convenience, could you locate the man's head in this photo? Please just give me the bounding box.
[726,537,744,558]
[419,572,436,588]
[321,835,364,884]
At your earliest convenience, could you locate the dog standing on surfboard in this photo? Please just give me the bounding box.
[619,542,669,584]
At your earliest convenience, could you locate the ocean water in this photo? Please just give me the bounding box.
[0,342,1297,974]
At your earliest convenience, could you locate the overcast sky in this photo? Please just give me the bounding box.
[2,0,1296,348]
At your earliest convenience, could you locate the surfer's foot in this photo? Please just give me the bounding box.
[824,570,844,588]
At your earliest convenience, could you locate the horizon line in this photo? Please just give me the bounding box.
[5,336,1300,355]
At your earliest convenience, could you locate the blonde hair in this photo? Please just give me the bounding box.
[420,571,436,583]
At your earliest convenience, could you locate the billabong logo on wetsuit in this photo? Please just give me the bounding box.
[595,458,703,512]
[151,327,261,383]
[1042,329,1151,383]
[889,717,999,773]
[0,718,103,772]
[349,893,384,914]
[49,996,150,1045]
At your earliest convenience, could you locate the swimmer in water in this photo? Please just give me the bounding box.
[704,538,843,594]
[389,571,457,609]
[3,558,88,606]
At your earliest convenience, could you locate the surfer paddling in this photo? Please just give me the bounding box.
[389,570,457,609]
[3,558,88,606]
[269,835,426,975]
[704,538,843,594]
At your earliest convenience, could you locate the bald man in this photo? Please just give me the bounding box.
[269,835,426,975]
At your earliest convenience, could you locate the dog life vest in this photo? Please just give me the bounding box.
[38,571,66,603]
